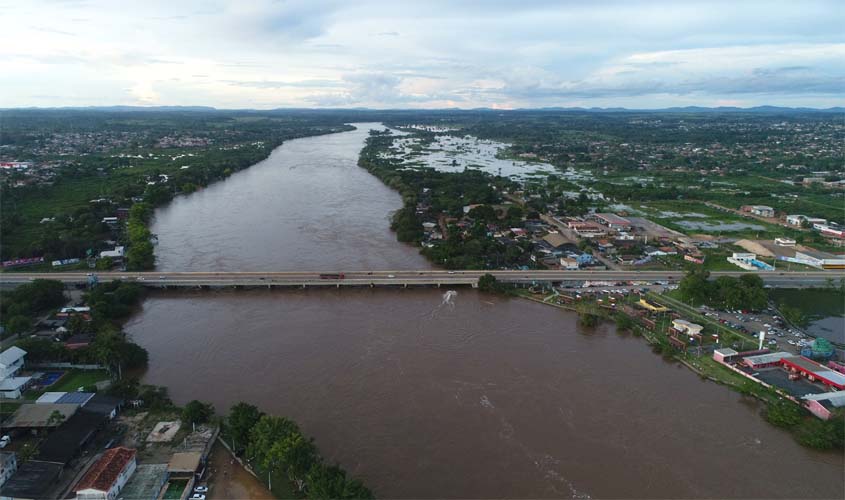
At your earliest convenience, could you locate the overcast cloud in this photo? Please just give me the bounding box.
[1,0,843,108]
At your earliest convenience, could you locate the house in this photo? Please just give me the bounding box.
[542,232,569,249]
[73,447,137,500]
[672,319,704,339]
[0,453,16,489]
[560,257,579,270]
[0,347,32,399]
[749,205,775,217]
[774,237,796,247]
[64,334,93,350]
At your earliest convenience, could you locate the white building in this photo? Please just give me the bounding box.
[774,237,796,247]
[559,257,579,270]
[73,447,137,500]
[749,205,775,217]
[0,347,31,399]
[99,246,125,259]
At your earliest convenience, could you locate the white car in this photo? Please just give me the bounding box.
[191,495,206,500]
[387,274,396,278]
[194,486,209,493]
[0,435,10,448]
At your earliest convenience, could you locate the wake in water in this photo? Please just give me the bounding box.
[428,290,458,318]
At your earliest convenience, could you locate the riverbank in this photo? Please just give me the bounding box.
[512,283,843,452]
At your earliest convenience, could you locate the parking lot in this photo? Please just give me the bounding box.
[698,306,812,354]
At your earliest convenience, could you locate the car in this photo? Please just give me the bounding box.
[387,274,396,278]
[194,486,209,493]
[447,271,456,274]
[191,495,206,500]
[159,276,166,280]
[0,435,10,448]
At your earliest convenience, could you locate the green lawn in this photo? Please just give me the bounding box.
[162,479,189,500]
[49,369,111,392]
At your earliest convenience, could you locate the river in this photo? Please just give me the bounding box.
[125,124,844,499]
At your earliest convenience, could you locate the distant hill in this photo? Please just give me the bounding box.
[2,105,842,114]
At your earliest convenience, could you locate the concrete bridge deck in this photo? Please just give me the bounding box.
[1,270,841,288]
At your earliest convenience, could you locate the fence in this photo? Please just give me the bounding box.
[28,362,104,370]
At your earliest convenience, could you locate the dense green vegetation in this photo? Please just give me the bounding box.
[225,402,373,499]
[359,130,536,269]
[0,279,66,336]
[677,270,768,310]
[1,109,353,262]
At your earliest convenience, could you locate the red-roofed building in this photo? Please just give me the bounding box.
[74,447,136,500]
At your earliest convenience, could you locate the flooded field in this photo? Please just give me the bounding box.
[676,220,767,232]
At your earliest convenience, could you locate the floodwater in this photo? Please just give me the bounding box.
[150,123,429,271]
[387,133,557,178]
[126,125,844,498]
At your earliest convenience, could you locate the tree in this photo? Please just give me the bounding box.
[5,315,31,335]
[306,463,373,500]
[227,402,264,454]
[47,410,66,427]
[615,314,635,333]
[182,400,214,425]
[578,312,599,328]
[272,433,317,490]
[764,400,803,428]
[678,269,711,305]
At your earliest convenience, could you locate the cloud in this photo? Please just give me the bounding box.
[1,0,844,108]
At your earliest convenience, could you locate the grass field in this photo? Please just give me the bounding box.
[48,369,111,392]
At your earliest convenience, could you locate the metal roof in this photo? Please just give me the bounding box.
[742,352,793,365]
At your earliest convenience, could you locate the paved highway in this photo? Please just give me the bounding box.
[1,270,841,288]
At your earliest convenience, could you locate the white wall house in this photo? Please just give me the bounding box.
[74,447,137,500]
[0,347,31,399]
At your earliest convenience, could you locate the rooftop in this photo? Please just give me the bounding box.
[0,346,26,368]
[167,452,202,473]
[0,460,63,499]
[74,447,136,493]
[6,403,78,428]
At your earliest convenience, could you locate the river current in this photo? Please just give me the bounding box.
[125,124,844,499]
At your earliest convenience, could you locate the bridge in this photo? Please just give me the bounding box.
[1,270,841,289]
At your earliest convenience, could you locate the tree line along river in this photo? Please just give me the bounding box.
[124,124,844,499]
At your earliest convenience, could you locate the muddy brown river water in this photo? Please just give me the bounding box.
[125,124,844,498]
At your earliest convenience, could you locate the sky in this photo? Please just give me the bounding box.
[2,0,843,109]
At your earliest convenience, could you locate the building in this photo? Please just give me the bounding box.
[713,348,739,364]
[588,213,632,231]
[0,347,31,399]
[802,391,845,420]
[672,319,704,337]
[774,237,796,247]
[167,452,203,483]
[73,447,137,500]
[98,246,125,259]
[559,257,579,270]
[5,403,79,430]
[0,453,16,489]
[819,225,845,240]
[0,460,63,500]
[793,250,845,270]
[749,205,775,217]
[727,252,774,271]
[567,221,606,238]
[741,351,793,370]
[781,356,845,391]
[786,215,827,227]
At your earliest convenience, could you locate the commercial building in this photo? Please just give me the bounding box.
[0,347,31,399]
[741,352,793,370]
[672,319,704,337]
[781,356,845,391]
[786,215,826,227]
[588,213,632,231]
[802,391,845,420]
[73,447,137,500]
[791,250,845,270]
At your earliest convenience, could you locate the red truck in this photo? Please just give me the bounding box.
[319,273,345,279]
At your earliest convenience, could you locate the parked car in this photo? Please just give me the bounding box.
[191,495,206,500]
[194,486,209,493]
[0,435,10,448]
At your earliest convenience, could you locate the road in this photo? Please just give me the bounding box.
[1,270,841,288]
